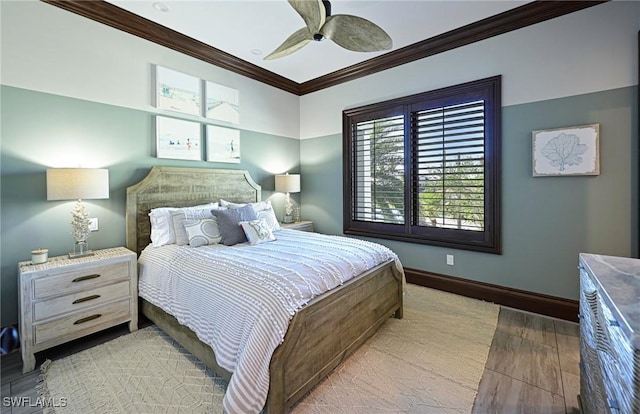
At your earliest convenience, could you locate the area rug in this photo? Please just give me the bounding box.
[38,285,499,413]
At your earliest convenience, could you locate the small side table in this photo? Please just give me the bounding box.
[18,247,137,373]
[280,220,314,232]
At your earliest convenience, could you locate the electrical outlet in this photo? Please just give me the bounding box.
[88,218,99,232]
[446,254,454,266]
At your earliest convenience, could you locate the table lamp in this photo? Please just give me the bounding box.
[46,168,109,258]
[275,173,300,224]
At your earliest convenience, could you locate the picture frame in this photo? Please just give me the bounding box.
[155,65,201,116]
[156,116,202,161]
[205,81,239,124]
[206,125,240,163]
[532,124,600,177]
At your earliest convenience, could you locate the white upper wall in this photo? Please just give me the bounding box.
[300,1,640,139]
[0,0,300,139]
[2,1,638,141]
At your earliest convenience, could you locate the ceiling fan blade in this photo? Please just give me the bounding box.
[288,0,326,34]
[320,15,393,52]
[264,27,313,60]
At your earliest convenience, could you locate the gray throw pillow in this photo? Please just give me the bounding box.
[211,205,257,246]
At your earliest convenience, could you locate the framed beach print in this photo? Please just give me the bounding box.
[156,116,202,161]
[155,65,201,116]
[532,124,600,176]
[206,125,240,163]
[205,81,239,124]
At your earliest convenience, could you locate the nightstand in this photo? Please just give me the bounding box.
[280,220,314,232]
[18,247,137,373]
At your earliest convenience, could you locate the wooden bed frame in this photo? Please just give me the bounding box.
[126,166,403,413]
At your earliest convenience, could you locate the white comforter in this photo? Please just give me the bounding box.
[138,229,402,414]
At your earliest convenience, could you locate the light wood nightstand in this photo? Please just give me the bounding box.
[280,220,314,232]
[18,247,138,373]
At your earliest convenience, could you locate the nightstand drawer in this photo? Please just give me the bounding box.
[19,247,138,373]
[33,262,129,299]
[34,299,131,345]
[33,281,131,322]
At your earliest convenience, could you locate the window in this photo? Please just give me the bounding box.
[343,76,501,253]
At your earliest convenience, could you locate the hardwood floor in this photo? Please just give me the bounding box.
[473,307,581,414]
[1,305,580,413]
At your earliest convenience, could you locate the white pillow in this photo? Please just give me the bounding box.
[219,199,241,209]
[221,199,281,232]
[240,219,276,245]
[184,218,222,247]
[149,202,219,247]
[149,207,177,247]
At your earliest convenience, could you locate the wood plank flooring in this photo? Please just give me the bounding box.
[473,307,581,414]
[1,304,580,413]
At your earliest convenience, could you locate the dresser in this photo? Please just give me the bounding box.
[18,247,138,373]
[579,253,640,414]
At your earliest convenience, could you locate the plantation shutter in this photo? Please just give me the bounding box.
[343,75,501,254]
[413,100,485,231]
[353,115,405,224]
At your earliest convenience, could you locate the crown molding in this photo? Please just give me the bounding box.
[299,1,608,94]
[40,0,300,95]
[41,0,607,96]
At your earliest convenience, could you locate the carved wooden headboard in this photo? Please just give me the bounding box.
[126,166,261,255]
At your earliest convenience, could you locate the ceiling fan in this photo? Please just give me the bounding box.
[264,0,393,60]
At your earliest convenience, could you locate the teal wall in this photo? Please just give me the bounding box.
[301,86,638,300]
[0,86,300,326]
[1,85,637,325]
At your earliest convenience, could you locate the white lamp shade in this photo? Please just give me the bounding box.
[47,168,110,200]
[275,173,300,193]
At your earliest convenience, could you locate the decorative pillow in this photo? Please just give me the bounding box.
[240,219,276,245]
[254,201,281,232]
[149,202,219,247]
[168,211,183,245]
[170,212,191,246]
[170,206,222,246]
[211,205,257,246]
[220,199,281,232]
[184,218,222,247]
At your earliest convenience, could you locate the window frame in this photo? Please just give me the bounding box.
[343,76,502,254]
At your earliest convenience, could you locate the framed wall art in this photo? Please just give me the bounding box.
[205,81,239,124]
[156,116,202,161]
[532,124,600,177]
[206,125,240,163]
[155,65,201,116]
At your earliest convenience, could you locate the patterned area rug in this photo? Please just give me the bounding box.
[38,285,499,413]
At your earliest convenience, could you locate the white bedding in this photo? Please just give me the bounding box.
[138,229,403,414]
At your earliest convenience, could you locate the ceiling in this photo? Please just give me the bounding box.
[45,0,606,95]
[106,0,528,84]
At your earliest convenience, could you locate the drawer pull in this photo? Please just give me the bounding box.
[73,314,101,325]
[72,295,100,304]
[72,274,100,283]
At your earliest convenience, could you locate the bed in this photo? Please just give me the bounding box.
[125,166,404,413]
